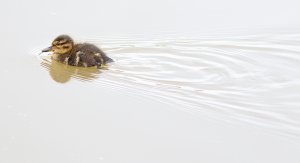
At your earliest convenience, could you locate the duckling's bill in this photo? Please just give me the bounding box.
[42,46,52,53]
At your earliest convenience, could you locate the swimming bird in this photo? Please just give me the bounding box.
[41,35,113,68]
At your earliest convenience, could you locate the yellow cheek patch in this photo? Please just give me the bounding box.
[52,41,59,46]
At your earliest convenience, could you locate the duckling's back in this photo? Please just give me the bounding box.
[68,43,113,67]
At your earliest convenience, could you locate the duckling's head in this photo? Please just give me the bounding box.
[42,35,74,54]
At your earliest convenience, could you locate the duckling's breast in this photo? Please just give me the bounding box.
[51,53,70,64]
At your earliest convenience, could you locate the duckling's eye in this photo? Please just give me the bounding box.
[63,46,69,49]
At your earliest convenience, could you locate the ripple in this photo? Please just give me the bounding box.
[40,34,300,137]
[108,34,300,137]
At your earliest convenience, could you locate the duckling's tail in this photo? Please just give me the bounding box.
[100,51,113,63]
[105,56,114,63]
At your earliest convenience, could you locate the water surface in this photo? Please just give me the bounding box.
[1,0,300,162]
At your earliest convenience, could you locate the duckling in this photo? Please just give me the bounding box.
[41,35,113,68]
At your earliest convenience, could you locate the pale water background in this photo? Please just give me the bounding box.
[1,0,300,162]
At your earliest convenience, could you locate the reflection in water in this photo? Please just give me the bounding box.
[40,59,102,83]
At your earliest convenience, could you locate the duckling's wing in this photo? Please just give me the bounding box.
[80,43,113,63]
[77,51,99,67]
[66,51,96,67]
[69,43,112,67]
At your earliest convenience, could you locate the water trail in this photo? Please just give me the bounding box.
[40,33,300,137]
